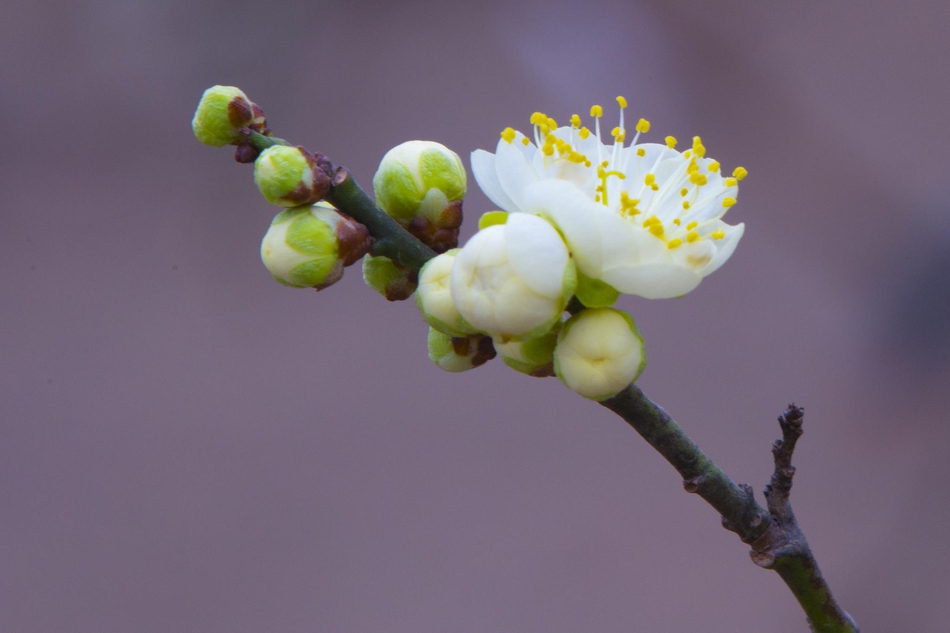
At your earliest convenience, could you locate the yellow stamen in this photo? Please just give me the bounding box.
[708,161,721,173]
[725,177,738,187]
[686,221,698,230]
[590,105,603,118]
[635,118,651,133]
[682,201,691,210]
[665,136,677,149]
[722,197,737,208]
[542,144,554,156]
[651,184,659,191]
[546,117,558,130]
[672,218,681,226]
[733,166,748,180]
[686,231,701,243]
[636,148,646,157]
[692,136,706,158]
[712,229,726,240]
[501,127,516,144]
[644,173,656,186]
[680,188,688,197]
[570,114,582,128]
[616,96,628,108]
[579,127,591,140]
[667,238,683,250]
[522,137,530,146]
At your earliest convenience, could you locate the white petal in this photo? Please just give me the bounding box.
[700,222,745,277]
[504,213,569,298]
[471,149,518,211]
[602,261,702,299]
[494,136,539,211]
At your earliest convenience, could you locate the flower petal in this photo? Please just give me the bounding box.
[471,149,518,211]
[494,136,539,211]
[700,221,745,276]
[504,213,569,298]
[602,261,702,299]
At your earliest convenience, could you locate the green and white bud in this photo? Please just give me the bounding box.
[362,254,417,301]
[373,140,467,252]
[415,250,476,337]
[192,85,265,147]
[450,213,576,342]
[493,321,560,377]
[427,328,496,373]
[254,145,332,207]
[574,270,620,308]
[554,308,646,401]
[261,203,371,290]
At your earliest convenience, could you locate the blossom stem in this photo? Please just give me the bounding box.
[601,385,859,633]
[244,130,436,271]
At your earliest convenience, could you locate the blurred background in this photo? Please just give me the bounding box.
[2,0,948,631]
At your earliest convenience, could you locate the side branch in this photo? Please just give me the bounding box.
[601,386,858,633]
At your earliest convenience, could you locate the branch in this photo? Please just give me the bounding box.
[601,386,859,633]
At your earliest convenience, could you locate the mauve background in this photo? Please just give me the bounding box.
[2,0,949,631]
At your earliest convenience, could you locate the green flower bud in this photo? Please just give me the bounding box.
[192,85,264,147]
[574,270,620,308]
[373,141,467,252]
[426,328,495,373]
[362,254,418,301]
[553,308,646,401]
[415,250,476,337]
[261,203,371,290]
[493,321,560,377]
[254,145,332,207]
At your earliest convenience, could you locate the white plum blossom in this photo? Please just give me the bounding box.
[450,213,576,341]
[471,99,746,299]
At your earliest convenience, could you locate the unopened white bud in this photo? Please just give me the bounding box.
[415,250,475,336]
[450,213,576,341]
[554,308,646,400]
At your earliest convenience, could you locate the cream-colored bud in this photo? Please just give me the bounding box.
[554,308,646,400]
[450,213,576,341]
[493,321,560,377]
[415,250,475,336]
[426,328,496,373]
[261,203,369,290]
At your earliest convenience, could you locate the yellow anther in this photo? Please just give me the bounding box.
[635,118,651,133]
[616,96,628,109]
[546,117,558,130]
[595,195,601,202]
[644,173,656,186]
[601,160,609,167]
[712,229,726,240]
[689,172,708,186]
[585,160,591,167]
[642,216,660,227]
[544,133,556,145]
[686,231,701,243]
[722,197,737,208]
[590,105,603,118]
[501,127,516,144]
[539,124,550,135]
[680,188,688,197]
[708,161,721,173]
[579,127,591,140]
[530,112,547,126]
[542,144,555,156]
[521,137,530,146]
[667,238,683,250]
[725,177,738,187]
[682,201,691,210]
[684,150,691,158]
[636,148,646,157]
[686,221,698,230]
[649,223,665,238]
[651,184,659,191]
[672,218,682,226]
[692,136,706,157]
[665,136,677,149]
[570,114,582,128]
[611,126,623,140]
[733,166,748,180]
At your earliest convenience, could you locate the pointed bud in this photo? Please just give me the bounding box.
[254,145,332,207]
[554,308,646,400]
[260,203,371,290]
[192,85,266,147]
[373,141,466,252]
[362,254,418,301]
[427,328,496,373]
[415,250,476,337]
[493,322,560,377]
[450,214,576,341]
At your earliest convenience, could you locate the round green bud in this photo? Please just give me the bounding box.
[493,321,560,377]
[426,328,496,373]
[415,250,476,337]
[192,85,256,147]
[553,308,646,401]
[374,141,467,222]
[362,254,418,301]
[260,203,370,290]
[254,145,331,207]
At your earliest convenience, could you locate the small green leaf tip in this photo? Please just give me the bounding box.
[192,85,258,147]
[373,140,466,252]
[260,203,370,290]
[426,328,496,373]
[254,146,332,207]
[362,254,418,301]
[553,307,646,401]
